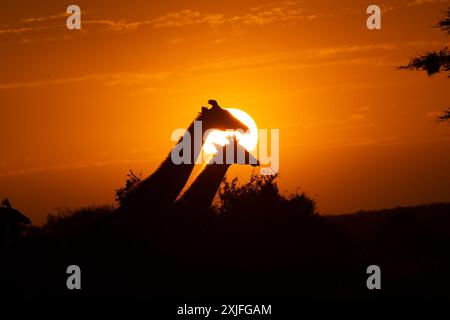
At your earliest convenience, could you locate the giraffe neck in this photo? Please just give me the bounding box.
[120,112,212,214]
[177,163,231,211]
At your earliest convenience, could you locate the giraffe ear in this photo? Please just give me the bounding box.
[201,106,209,113]
[2,198,11,209]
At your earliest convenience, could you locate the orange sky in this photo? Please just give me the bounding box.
[1,0,450,224]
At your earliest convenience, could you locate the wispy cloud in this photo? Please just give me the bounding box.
[301,110,373,130]
[344,0,450,15]
[357,106,371,112]
[102,71,173,86]
[153,1,317,28]
[0,73,109,90]
[407,0,450,7]
[0,55,389,91]
[0,39,441,91]
[324,134,450,149]
[1,1,318,37]
[18,34,74,44]
[233,1,318,25]
[20,12,68,24]
[335,137,400,148]
[0,13,151,37]
[186,41,435,73]
[0,71,174,90]
[152,10,225,28]
[83,19,153,32]
[0,11,78,36]
[384,0,450,13]
[282,106,376,133]
[3,0,449,38]
[0,25,51,35]
[310,44,397,56]
[284,136,401,150]
[168,37,185,44]
[0,159,145,178]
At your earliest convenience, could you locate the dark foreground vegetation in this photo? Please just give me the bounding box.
[1,175,450,300]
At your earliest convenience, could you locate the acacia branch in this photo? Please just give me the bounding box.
[438,109,450,122]
[398,48,450,76]
[436,8,450,35]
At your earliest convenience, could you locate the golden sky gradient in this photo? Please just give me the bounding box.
[1,0,450,224]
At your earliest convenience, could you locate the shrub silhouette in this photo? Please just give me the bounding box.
[217,173,316,218]
[114,169,142,206]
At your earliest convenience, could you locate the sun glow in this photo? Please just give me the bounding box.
[202,108,259,155]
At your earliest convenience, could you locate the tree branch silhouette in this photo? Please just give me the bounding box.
[436,8,450,36]
[399,7,450,121]
[399,48,450,76]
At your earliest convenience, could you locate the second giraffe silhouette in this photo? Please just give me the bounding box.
[176,137,259,211]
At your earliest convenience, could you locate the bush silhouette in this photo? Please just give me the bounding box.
[217,173,316,218]
[115,169,142,206]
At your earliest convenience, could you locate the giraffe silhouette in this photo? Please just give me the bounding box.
[119,100,249,216]
[176,137,259,211]
[0,198,31,248]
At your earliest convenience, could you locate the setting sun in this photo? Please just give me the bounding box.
[202,107,259,157]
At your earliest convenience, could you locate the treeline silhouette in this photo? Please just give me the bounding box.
[1,174,450,300]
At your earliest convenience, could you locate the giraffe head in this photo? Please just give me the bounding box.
[1,198,31,225]
[200,100,249,132]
